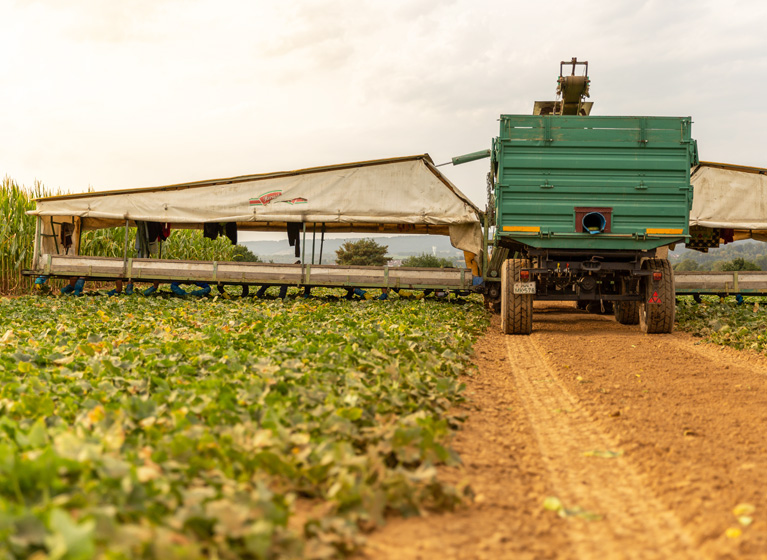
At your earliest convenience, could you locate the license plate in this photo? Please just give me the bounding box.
[513,282,536,294]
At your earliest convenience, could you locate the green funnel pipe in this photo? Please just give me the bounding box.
[451,149,491,166]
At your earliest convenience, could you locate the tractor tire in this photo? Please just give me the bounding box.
[501,259,533,335]
[640,258,675,334]
[614,301,640,325]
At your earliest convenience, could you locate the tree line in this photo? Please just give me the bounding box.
[335,238,457,267]
[671,241,767,272]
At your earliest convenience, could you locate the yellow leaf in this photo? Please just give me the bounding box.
[733,503,756,517]
[17,361,33,374]
[87,405,106,424]
[725,527,742,539]
[543,496,563,512]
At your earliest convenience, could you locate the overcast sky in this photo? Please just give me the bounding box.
[3,0,766,211]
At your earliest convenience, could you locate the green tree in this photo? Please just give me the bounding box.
[231,245,261,262]
[402,253,455,268]
[335,238,391,266]
[673,259,699,271]
[717,257,760,271]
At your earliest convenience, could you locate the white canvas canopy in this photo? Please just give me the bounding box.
[29,155,483,264]
[690,162,767,242]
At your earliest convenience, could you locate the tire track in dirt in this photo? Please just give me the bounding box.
[533,305,767,558]
[505,334,702,559]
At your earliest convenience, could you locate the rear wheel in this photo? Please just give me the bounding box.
[640,258,675,333]
[614,301,640,325]
[501,259,533,335]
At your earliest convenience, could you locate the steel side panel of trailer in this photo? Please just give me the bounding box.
[494,115,695,251]
[27,256,474,290]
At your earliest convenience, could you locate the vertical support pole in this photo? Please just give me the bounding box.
[301,222,306,264]
[319,224,325,265]
[123,220,130,274]
[75,217,83,256]
[311,222,316,265]
[50,217,60,255]
[33,216,42,270]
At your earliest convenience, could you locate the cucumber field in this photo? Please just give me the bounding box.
[0,293,486,559]
[3,291,767,559]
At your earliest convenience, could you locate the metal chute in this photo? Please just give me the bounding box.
[533,57,593,116]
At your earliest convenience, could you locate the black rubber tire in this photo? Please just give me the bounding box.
[614,301,640,325]
[501,259,533,335]
[640,258,675,334]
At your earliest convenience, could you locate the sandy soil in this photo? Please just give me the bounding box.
[361,303,767,560]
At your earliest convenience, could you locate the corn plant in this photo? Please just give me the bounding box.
[163,229,239,261]
[0,177,52,294]
[79,227,239,261]
[1,176,246,294]
[78,227,128,258]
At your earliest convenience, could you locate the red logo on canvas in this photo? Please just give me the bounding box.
[648,291,662,304]
[249,190,282,206]
[249,190,308,206]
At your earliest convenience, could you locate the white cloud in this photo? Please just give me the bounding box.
[1,0,766,207]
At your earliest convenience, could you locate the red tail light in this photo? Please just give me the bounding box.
[653,271,662,281]
[520,270,530,281]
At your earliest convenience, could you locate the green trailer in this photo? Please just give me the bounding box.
[460,59,698,334]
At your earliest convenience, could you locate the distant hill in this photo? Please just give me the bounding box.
[670,239,767,270]
[243,235,464,264]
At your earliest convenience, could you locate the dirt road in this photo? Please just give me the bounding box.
[362,303,767,560]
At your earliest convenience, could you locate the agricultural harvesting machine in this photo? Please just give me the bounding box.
[454,58,698,334]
